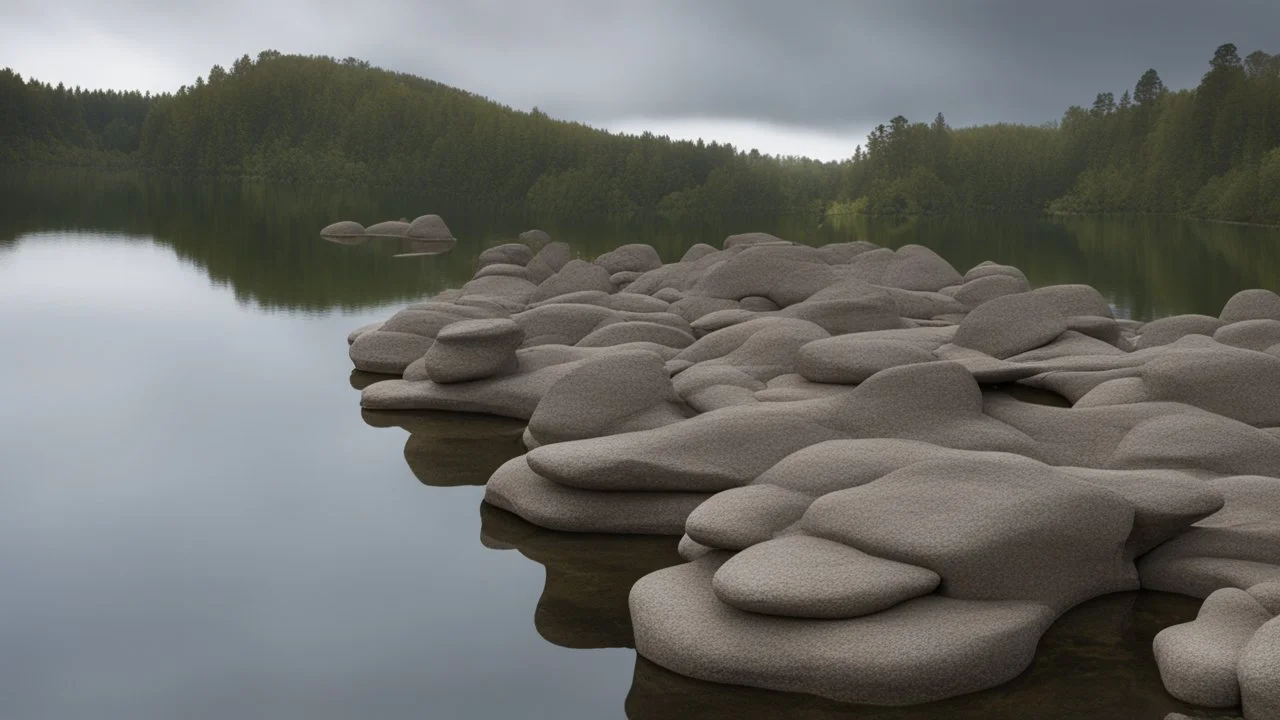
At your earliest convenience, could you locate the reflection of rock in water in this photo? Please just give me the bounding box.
[320,234,369,246]
[479,502,683,649]
[350,370,392,391]
[626,591,1211,720]
[361,409,526,486]
[393,238,458,258]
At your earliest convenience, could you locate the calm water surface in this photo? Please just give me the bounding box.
[2,171,1276,719]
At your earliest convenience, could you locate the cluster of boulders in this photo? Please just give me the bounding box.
[346,228,1280,715]
[320,214,458,255]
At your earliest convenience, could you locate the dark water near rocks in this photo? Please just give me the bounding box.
[3,170,1275,719]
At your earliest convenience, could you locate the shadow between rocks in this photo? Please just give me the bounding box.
[360,409,527,486]
[625,591,1223,720]
[479,502,684,649]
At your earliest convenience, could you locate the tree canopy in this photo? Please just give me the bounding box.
[2,44,1278,224]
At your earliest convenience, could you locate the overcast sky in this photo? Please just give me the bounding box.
[2,0,1277,160]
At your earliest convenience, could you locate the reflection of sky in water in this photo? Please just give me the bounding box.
[0,233,633,720]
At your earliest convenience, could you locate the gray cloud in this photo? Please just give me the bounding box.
[1,0,1277,132]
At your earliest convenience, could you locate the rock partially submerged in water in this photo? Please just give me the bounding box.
[320,220,367,243]
[342,233,1280,714]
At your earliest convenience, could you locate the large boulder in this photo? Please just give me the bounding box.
[595,244,663,274]
[365,220,411,237]
[531,259,615,302]
[526,349,688,445]
[1239,615,1280,720]
[692,244,837,307]
[1029,284,1113,318]
[422,318,524,383]
[723,232,786,249]
[1222,289,1280,323]
[953,292,1068,359]
[797,337,937,385]
[880,245,963,292]
[320,220,365,238]
[1153,587,1273,707]
[684,485,811,551]
[1136,314,1226,349]
[711,535,941,618]
[349,330,433,374]
[954,273,1030,307]
[630,555,1055,705]
[1215,319,1280,352]
[800,455,1137,612]
[518,229,552,250]
[477,243,534,268]
[407,214,454,240]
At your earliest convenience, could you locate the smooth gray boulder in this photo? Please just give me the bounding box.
[1137,314,1226,349]
[486,456,710,534]
[740,295,780,312]
[407,214,454,240]
[610,270,643,287]
[518,228,552,249]
[630,554,1055,705]
[796,337,937,385]
[1215,319,1280,352]
[1239,615,1280,720]
[680,243,719,262]
[526,349,688,445]
[320,220,365,238]
[1029,284,1114,318]
[477,243,534,268]
[1153,588,1272,707]
[711,535,941,618]
[953,292,1068,359]
[365,220,411,237]
[964,262,1028,284]
[422,318,523,383]
[349,330,433,374]
[1222,289,1280,323]
[1141,345,1280,426]
[532,259,615,302]
[881,245,963,292]
[474,263,533,281]
[347,321,382,345]
[595,243,663,274]
[1140,475,1280,598]
[1248,581,1280,615]
[723,232,786,249]
[801,455,1137,612]
[684,485,811,551]
[954,273,1030,307]
[576,321,694,349]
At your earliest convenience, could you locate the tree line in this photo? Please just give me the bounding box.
[1,45,1277,224]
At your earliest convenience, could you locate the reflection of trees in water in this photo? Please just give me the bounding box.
[8,169,1277,317]
[827,212,1280,319]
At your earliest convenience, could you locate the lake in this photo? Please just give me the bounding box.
[2,170,1277,719]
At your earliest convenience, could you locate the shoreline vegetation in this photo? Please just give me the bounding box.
[3,44,1279,226]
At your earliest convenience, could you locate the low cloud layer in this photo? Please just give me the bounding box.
[3,0,1276,153]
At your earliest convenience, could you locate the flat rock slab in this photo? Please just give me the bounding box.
[631,555,1054,705]
[712,535,941,619]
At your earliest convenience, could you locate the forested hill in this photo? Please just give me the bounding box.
[2,46,1279,224]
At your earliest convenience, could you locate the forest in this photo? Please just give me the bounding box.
[1,44,1278,224]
